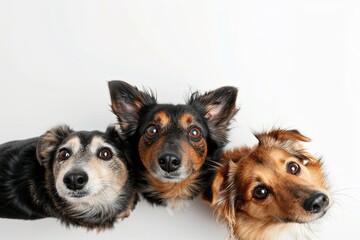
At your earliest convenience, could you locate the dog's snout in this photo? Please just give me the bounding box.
[63,171,88,190]
[158,154,181,173]
[303,192,329,213]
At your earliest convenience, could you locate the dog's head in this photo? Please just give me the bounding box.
[37,125,135,224]
[212,129,331,237]
[108,81,238,183]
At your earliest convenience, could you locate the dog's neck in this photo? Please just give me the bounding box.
[232,213,317,240]
[145,172,201,210]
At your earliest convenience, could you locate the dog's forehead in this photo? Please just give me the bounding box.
[250,146,295,165]
[59,132,115,153]
[143,104,205,130]
[237,148,302,186]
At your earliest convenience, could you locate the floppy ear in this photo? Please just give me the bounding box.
[37,125,73,166]
[255,129,315,164]
[211,162,237,234]
[108,81,157,137]
[188,86,238,146]
[269,129,311,142]
[255,129,311,144]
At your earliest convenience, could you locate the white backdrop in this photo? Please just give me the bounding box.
[1,1,359,239]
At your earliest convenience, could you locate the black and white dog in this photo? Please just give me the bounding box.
[0,125,138,231]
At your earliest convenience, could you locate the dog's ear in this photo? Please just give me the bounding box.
[104,124,123,140]
[255,129,316,164]
[211,160,237,235]
[37,125,73,166]
[108,81,157,137]
[269,129,311,143]
[188,86,238,146]
[255,129,311,144]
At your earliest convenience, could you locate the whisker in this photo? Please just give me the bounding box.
[306,223,320,240]
[332,193,360,205]
[331,187,360,194]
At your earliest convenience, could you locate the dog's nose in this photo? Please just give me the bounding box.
[63,171,88,190]
[303,192,329,213]
[158,154,181,173]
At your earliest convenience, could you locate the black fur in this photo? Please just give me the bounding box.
[0,125,137,230]
[108,80,238,207]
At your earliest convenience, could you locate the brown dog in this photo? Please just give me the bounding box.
[209,129,331,240]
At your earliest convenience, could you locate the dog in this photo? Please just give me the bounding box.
[108,80,238,210]
[0,125,138,231]
[208,129,331,240]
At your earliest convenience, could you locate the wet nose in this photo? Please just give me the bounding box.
[303,192,329,213]
[158,154,181,173]
[63,171,88,190]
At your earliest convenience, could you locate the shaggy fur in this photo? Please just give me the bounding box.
[0,125,138,231]
[208,129,331,240]
[108,80,238,209]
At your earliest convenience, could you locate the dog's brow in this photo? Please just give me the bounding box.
[89,136,117,155]
[153,111,170,127]
[60,137,81,154]
[179,113,194,130]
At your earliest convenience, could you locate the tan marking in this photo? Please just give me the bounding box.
[154,111,170,128]
[181,140,207,171]
[138,135,165,170]
[61,137,81,154]
[179,113,194,130]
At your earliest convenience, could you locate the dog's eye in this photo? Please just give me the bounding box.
[189,127,202,141]
[145,125,158,139]
[288,162,301,175]
[58,148,71,161]
[99,148,113,160]
[253,185,269,200]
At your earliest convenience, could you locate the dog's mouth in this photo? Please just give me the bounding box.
[278,209,329,224]
[67,191,90,199]
[161,173,184,182]
[152,171,190,183]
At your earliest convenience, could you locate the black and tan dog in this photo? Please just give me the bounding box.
[208,129,331,240]
[108,81,238,210]
[0,125,138,231]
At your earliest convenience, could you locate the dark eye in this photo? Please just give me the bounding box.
[145,125,158,139]
[253,185,269,200]
[288,162,301,175]
[58,148,71,161]
[189,127,202,141]
[99,148,113,160]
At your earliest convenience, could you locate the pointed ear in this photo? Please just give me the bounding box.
[188,86,238,146]
[108,81,157,137]
[37,125,73,166]
[256,129,311,144]
[104,124,122,140]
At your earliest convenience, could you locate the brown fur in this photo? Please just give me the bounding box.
[137,112,208,205]
[210,129,331,240]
